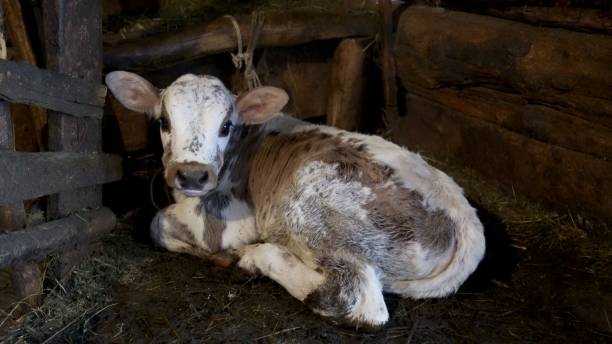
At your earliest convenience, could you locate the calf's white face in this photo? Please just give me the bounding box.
[105,71,289,197]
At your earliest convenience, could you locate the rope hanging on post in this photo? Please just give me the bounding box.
[224,12,264,92]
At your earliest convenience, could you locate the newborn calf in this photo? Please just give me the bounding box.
[106,72,486,326]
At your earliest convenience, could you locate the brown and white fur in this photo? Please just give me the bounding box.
[106,72,486,327]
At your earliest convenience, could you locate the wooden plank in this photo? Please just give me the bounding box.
[395,6,612,129]
[0,207,116,268]
[326,39,365,131]
[0,59,106,118]
[43,0,104,218]
[0,1,42,309]
[392,92,612,220]
[104,11,379,70]
[406,83,612,161]
[0,151,122,206]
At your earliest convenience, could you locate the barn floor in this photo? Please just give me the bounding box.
[2,161,611,343]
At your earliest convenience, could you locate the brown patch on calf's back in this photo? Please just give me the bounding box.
[247,129,393,209]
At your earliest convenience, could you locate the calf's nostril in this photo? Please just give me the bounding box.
[198,171,209,184]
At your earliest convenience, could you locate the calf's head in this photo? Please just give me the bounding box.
[106,72,289,197]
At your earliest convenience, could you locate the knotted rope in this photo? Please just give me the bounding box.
[224,12,265,92]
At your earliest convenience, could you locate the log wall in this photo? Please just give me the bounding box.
[393,6,612,220]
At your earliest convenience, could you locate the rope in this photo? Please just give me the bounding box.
[224,12,265,92]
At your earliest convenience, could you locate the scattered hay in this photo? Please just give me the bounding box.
[1,218,153,343]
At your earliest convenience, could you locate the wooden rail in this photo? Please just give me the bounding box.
[0,152,122,206]
[104,11,379,70]
[0,59,106,118]
[0,208,116,268]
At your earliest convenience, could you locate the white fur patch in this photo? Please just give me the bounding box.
[284,161,373,236]
[221,199,259,250]
[348,264,389,326]
[162,197,208,251]
[238,243,325,301]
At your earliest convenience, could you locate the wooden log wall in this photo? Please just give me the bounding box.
[393,6,612,220]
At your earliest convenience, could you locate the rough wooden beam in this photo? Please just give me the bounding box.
[395,6,612,129]
[0,152,122,206]
[104,11,379,70]
[484,7,612,35]
[406,83,612,161]
[44,0,105,219]
[326,39,365,131]
[0,208,116,268]
[438,0,612,8]
[393,92,612,220]
[0,59,106,118]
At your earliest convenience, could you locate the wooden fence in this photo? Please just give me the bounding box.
[0,0,121,304]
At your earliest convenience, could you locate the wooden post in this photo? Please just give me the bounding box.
[378,0,399,127]
[42,0,103,279]
[3,0,46,150]
[0,2,42,308]
[43,0,103,218]
[326,38,366,131]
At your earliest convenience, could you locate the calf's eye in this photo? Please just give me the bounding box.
[220,120,233,137]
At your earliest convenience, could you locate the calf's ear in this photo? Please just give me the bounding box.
[236,86,289,124]
[105,71,162,118]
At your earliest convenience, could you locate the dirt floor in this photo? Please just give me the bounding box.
[1,159,611,343]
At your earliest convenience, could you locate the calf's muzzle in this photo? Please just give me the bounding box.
[166,162,218,196]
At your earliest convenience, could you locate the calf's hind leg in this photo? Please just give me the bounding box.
[238,244,389,326]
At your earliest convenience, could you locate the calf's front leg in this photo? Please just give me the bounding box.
[238,243,325,301]
[237,243,389,326]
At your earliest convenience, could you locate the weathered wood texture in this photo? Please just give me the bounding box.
[395,6,612,129]
[378,0,398,124]
[326,39,365,131]
[394,6,612,220]
[104,11,378,70]
[394,93,612,220]
[438,0,612,8]
[0,2,42,307]
[3,0,46,150]
[0,207,116,268]
[0,59,106,118]
[257,45,333,119]
[44,0,104,217]
[406,83,612,161]
[484,7,612,35]
[0,152,122,206]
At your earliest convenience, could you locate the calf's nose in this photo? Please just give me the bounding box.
[176,168,209,190]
